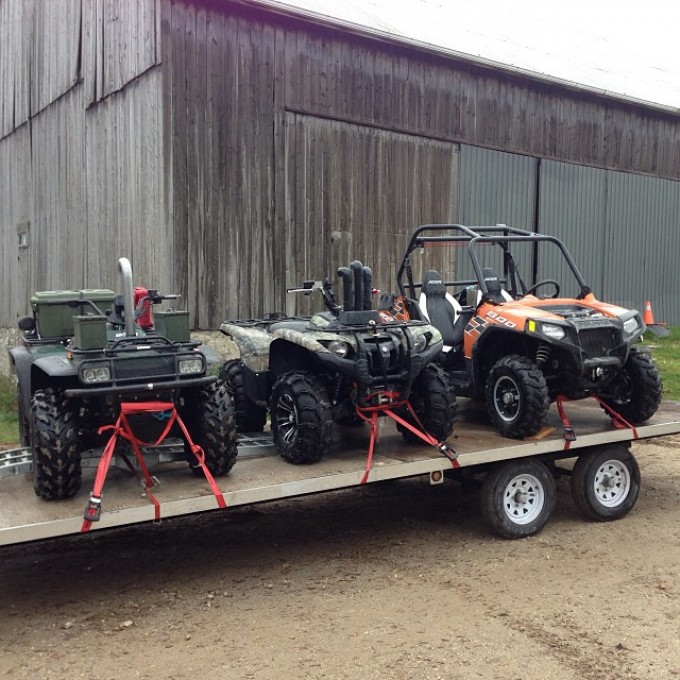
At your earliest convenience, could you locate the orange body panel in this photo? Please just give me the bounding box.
[462,293,630,358]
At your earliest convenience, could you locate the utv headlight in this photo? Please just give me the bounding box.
[327,340,351,358]
[178,358,204,375]
[82,366,111,384]
[413,334,428,352]
[623,317,640,336]
[541,323,566,341]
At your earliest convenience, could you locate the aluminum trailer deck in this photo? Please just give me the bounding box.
[2,400,680,546]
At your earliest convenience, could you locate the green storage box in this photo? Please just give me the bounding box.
[154,310,190,342]
[72,315,108,350]
[32,289,116,338]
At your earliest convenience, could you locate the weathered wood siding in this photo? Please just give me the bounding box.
[163,3,278,326]
[282,113,457,315]
[162,1,680,327]
[4,0,680,331]
[84,0,160,104]
[0,0,166,326]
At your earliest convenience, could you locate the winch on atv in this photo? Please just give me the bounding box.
[385,224,662,439]
[220,260,457,463]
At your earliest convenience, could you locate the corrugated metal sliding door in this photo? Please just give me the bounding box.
[605,172,680,322]
[457,145,538,288]
[283,113,459,313]
[537,161,607,299]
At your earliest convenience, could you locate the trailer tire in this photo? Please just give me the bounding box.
[597,347,662,424]
[31,388,82,500]
[271,371,332,464]
[571,445,640,521]
[184,381,238,477]
[486,355,549,439]
[221,360,268,433]
[397,364,457,443]
[480,459,556,539]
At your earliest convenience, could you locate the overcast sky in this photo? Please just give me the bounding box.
[273,0,680,110]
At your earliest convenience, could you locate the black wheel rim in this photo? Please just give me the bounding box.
[493,375,521,422]
[275,392,298,445]
[603,371,632,407]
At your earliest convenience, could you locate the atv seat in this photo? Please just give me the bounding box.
[482,268,513,304]
[418,271,466,352]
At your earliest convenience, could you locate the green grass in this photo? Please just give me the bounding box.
[0,375,19,446]
[643,326,680,401]
[0,329,677,447]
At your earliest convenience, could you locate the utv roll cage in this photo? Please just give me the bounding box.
[396,224,592,301]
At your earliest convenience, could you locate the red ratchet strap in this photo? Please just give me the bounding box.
[355,392,458,485]
[555,394,639,451]
[81,401,225,533]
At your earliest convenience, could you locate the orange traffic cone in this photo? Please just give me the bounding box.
[643,300,655,325]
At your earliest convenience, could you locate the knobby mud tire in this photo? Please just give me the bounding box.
[31,388,82,500]
[597,347,662,425]
[397,364,457,444]
[185,380,238,477]
[221,360,267,433]
[485,355,549,439]
[271,371,333,464]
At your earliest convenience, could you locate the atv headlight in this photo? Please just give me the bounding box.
[82,365,111,384]
[413,334,428,352]
[327,340,351,358]
[178,358,204,375]
[623,317,640,336]
[541,323,566,340]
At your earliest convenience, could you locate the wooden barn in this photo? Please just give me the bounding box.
[2,0,680,331]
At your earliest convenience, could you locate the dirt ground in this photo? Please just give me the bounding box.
[1,436,680,680]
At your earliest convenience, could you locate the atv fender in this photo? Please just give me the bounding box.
[32,355,79,378]
[9,345,33,425]
[219,323,273,373]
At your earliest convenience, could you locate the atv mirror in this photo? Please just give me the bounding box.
[17,316,35,333]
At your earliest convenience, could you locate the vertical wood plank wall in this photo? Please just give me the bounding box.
[0,0,166,325]
[3,0,680,329]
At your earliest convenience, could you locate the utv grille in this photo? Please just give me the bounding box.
[576,327,619,358]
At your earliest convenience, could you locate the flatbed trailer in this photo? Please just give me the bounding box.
[2,400,680,546]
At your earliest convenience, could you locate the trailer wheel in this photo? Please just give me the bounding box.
[480,459,556,539]
[571,445,640,521]
[31,388,82,500]
[221,360,268,433]
[184,381,238,477]
[397,364,457,443]
[485,355,549,439]
[597,347,662,424]
[271,371,332,464]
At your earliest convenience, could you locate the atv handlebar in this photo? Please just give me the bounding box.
[287,280,341,315]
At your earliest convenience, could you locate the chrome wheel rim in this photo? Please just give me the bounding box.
[275,393,298,445]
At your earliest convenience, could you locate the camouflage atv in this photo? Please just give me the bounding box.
[387,224,662,439]
[9,257,237,500]
[220,261,456,463]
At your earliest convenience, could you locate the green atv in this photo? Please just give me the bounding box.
[219,260,457,464]
[9,257,237,500]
